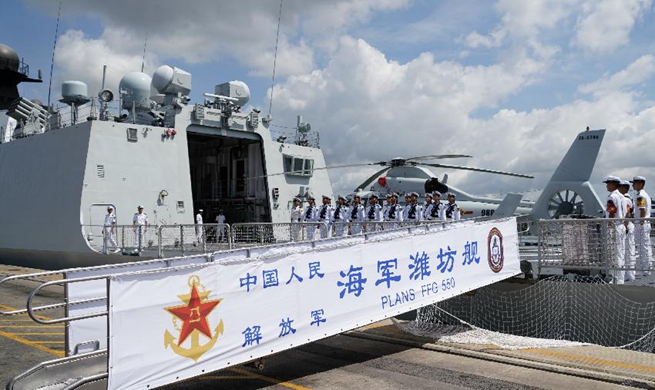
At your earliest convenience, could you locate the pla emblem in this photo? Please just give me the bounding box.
[487,227,504,273]
[164,275,223,362]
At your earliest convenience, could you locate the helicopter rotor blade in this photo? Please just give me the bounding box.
[406,154,472,161]
[419,163,534,179]
[253,161,386,179]
[353,166,393,191]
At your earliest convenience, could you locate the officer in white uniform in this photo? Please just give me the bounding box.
[215,209,226,242]
[332,195,348,237]
[422,193,434,221]
[366,194,383,231]
[348,195,365,234]
[631,176,652,275]
[431,191,444,221]
[317,195,334,239]
[384,193,403,229]
[290,198,303,241]
[302,196,317,240]
[102,206,120,254]
[405,192,421,223]
[443,193,461,221]
[402,194,412,222]
[619,180,636,281]
[132,205,148,251]
[604,176,625,284]
[382,194,392,224]
[195,209,204,244]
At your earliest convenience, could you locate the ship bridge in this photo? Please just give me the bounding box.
[1,217,520,389]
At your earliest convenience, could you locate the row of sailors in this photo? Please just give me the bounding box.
[290,191,461,240]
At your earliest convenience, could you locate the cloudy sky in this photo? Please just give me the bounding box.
[3,0,655,198]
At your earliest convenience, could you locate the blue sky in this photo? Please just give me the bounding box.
[3,0,655,197]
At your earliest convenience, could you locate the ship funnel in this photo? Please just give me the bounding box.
[119,72,153,110]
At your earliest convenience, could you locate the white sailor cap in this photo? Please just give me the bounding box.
[199,209,203,212]
[137,205,144,209]
[386,194,392,198]
[391,193,399,199]
[424,193,432,198]
[308,196,316,201]
[338,195,347,201]
[369,193,379,199]
[603,175,621,183]
[631,176,646,183]
[447,192,456,198]
[432,191,441,197]
[107,206,114,210]
[410,192,419,197]
[293,197,301,202]
[322,195,331,200]
[619,180,630,186]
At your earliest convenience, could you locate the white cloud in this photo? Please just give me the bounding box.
[572,0,652,53]
[579,55,655,96]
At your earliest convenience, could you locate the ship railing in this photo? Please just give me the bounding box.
[537,217,655,279]
[83,224,163,255]
[157,223,232,257]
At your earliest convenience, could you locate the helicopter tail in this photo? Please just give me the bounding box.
[529,129,605,220]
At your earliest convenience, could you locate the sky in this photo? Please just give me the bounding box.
[2,0,655,199]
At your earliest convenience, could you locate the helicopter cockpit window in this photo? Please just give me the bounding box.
[282,154,313,177]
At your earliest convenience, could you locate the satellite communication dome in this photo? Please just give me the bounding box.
[152,65,191,96]
[215,80,250,106]
[119,72,153,110]
[61,81,89,101]
[0,44,20,72]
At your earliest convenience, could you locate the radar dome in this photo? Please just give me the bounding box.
[0,44,20,72]
[152,65,191,96]
[62,81,88,100]
[119,72,153,110]
[215,80,250,106]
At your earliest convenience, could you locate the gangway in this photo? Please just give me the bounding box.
[1,217,521,390]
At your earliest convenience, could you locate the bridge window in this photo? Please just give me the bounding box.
[283,154,313,177]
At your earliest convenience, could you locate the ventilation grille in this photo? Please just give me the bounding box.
[127,128,138,142]
[97,164,105,179]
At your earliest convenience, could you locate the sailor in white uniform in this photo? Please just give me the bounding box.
[604,176,625,284]
[443,193,461,221]
[302,196,317,240]
[422,193,434,221]
[102,206,120,254]
[195,209,204,244]
[332,195,348,237]
[290,198,303,241]
[317,195,334,239]
[619,180,636,281]
[431,191,443,221]
[405,192,421,223]
[366,193,383,231]
[384,193,403,229]
[132,205,148,251]
[348,195,365,234]
[402,194,412,223]
[631,176,652,276]
[215,209,226,242]
[382,194,392,228]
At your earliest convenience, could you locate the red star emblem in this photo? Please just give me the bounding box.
[166,284,221,345]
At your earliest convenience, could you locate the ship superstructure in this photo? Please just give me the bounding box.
[0,44,333,269]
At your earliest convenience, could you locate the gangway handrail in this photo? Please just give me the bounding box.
[0,271,66,315]
[61,373,109,390]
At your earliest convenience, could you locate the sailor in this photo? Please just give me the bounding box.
[132,205,148,251]
[290,198,303,241]
[348,194,365,234]
[631,176,652,276]
[215,209,226,242]
[405,192,421,223]
[402,194,412,223]
[443,193,461,221]
[195,209,204,244]
[385,193,403,229]
[619,180,636,281]
[430,191,446,221]
[382,194,392,227]
[302,196,317,240]
[366,193,383,231]
[317,195,334,239]
[102,206,120,254]
[604,176,625,284]
[422,193,434,221]
[332,195,348,237]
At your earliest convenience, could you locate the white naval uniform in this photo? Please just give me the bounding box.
[216,214,226,241]
[384,203,403,230]
[634,189,652,274]
[195,212,204,243]
[623,193,636,281]
[133,212,148,250]
[349,204,365,234]
[422,203,434,221]
[102,212,119,254]
[404,203,421,223]
[365,203,383,232]
[290,206,302,241]
[431,202,444,221]
[317,204,334,239]
[606,189,626,284]
[302,205,317,240]
[443,202,461,221]
[332,204,348,237]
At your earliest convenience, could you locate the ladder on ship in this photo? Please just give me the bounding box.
[1,217,521,390]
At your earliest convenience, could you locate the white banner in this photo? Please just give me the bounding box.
[108,218,520,390]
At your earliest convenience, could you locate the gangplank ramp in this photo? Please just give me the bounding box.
[4,217,520,390]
